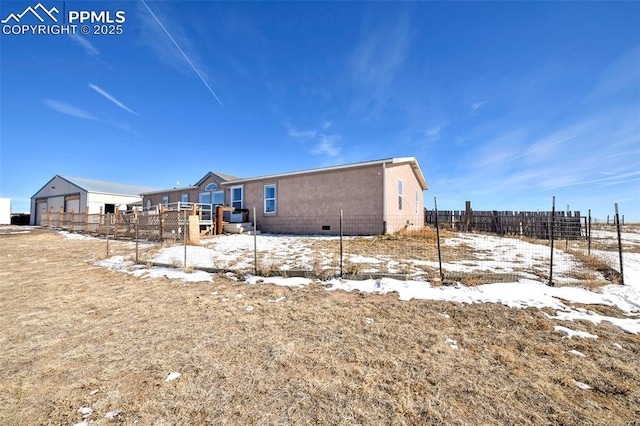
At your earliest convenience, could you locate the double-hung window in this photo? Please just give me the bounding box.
[231,186,243,209]
[264,184,276,214]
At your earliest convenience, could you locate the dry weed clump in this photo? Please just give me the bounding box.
[568,250,623,285]
[1,230,639,425]
[396,225,442,242]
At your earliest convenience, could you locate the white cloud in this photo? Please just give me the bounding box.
[423,126,440,138]
[286,123,317,139]
[88,83,138,115]
[312,134,342,157]
[348,13,411,115]
[470,101,488,111]
[43,99,97,120]
[69,34,99,55]
[285,122,342,158]
[586,44,640,101]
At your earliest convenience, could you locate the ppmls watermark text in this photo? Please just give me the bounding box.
[1,3,126,36]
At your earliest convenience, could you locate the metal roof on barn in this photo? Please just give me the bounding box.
[58,176,159,196]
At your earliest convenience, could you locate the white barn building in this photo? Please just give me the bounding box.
[0,198,10,225]
[30,175,158,225]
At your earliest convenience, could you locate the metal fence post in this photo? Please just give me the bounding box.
[135,210,139,264]
[253,207,258,276]
[434,197,443,283]
[615,203,624,285]
[548,196,555,286]
[587,209,591,256]
[339,209,344,278]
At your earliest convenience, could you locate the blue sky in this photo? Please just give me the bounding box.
[1,1,638,220]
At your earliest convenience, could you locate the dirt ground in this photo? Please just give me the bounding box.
[0,228,639,425]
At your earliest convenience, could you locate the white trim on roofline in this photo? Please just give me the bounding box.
[221,157,429,190]
[140,186,199,196]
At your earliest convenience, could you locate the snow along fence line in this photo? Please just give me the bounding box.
[45,209,634,287]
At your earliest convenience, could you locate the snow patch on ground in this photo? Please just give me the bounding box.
[131,266,214,282]
[554,326,598,339]
[91,230,640,334]
[246,275,312,287]
[165,372,181,382]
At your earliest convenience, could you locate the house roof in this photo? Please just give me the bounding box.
[138,157,428,197]
[194,171,242,186]
[223,157,429,190]
[140,171,243,196]
[57,176,158,196]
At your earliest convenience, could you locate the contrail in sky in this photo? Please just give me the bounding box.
[510,135,576,161]
[140,0,223,106]
[89,83,138,115]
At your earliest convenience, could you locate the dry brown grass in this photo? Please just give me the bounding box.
[568,250,624,285]
[1,229,639,425]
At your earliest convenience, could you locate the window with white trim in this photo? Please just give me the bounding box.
[212,191,224,206]
[161,196,169,206]
[180,193,189,203]
[264,184,276,214]
[231,186,243,209]
[198,192,210,204]
[415,190,419,214]
[398,180,403,211]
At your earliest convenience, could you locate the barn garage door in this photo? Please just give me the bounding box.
[65,194,80,213]
[35,199,47,225]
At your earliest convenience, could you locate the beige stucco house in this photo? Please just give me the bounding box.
[141,157,428,235]
[236,157,427,234]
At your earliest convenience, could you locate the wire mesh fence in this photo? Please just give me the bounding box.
[39,204,630,287]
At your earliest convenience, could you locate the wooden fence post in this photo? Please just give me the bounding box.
[216,206,223,235]
[160,205,165,241]
[465,201,472,232]
[114,209,119,239]
[99,206,104,235]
